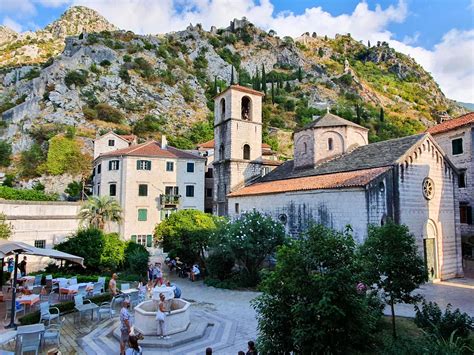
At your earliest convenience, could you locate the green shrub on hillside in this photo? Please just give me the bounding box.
[19,143,46,177]
[64,69,89,88]
[0,186,58,201]
[41,135,91,176]
[0,141,12,167]
[180,83,195,103]
[94,103,125,123]
[132,114,165,135]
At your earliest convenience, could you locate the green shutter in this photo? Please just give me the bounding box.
[146,235,152,248]
[131,235,137,243]
[138,209,147,221]
[136,160,140,170]
[147,161,152,170]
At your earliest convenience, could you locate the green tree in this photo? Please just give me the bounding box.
[297,66,303,82]
[380,107,385,122]
[154,209,218,266]
[359,221,427,338]
[100,233,126,271]
[318,47,324,57]
[124,242,150,276]
[230,66,235,85]
[253,224,381,353]
[78,195,123,230]
[64,70,88,88]
[65,181,83,200]
[271,80,275,104]
[41,135,91,176]
[19,144,46,177]
[0,213,12,239]
[261,64,267,93]
[212,211,286,286]
[0,141,12,167]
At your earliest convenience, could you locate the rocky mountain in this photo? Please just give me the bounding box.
[0,7,466,192]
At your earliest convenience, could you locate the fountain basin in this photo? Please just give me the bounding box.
[134,299,191,336]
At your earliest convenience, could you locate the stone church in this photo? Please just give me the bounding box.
[214,85,463,280]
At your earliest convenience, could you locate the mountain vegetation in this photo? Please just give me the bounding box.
[0,7,466,192]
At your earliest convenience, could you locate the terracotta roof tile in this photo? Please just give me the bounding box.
[228,166,390,197]
[197,139,275,152]
[426,112,474,135]
[98,141,204,160]
[118,134,137,142]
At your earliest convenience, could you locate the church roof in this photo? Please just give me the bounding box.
[228,167,390,197]
[258,133,426,183]
[214,85,265,99]
[97,141,204,160]
[426,112,474,135]
[299,112,369,131]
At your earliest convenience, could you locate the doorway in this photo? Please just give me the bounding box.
[423,219,439,280]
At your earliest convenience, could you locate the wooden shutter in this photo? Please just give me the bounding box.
[136,160,141,170]
[131,235,137,243]
[468,206,473,225]
[147,161,152,170]
[146,235,152,248]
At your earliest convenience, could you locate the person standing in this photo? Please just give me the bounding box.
[246,340,257,355]
[147,264,154,285]
[156,263,163,286]
[18,256,27,277]
[109,273,118,296]
[119,299,131,355]
[155,293,169,339]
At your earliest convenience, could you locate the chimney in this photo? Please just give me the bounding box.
[161,135,167,149]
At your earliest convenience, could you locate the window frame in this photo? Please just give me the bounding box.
[166,161,174,172]
[34,240,46,249]
[138,184,148,197]
[109,183,117,197]
[138,208,148,221]
[108,160,120,171]
[137,160,152,170]
[206,188,213,198]
[458,171,466,188]
[187,162,195,173]
[97,164,102,174]
[185,185,195,197]
[452,138,463,155]
[328,138,334,151]
[108,139,115,147]
[243,144,251,160]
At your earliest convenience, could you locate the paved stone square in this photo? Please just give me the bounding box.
[0,276,473,354]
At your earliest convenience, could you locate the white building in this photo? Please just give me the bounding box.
[93,131,137,159]
[216,86,463,280]
[428,113,474,271]
[92,135,205,248]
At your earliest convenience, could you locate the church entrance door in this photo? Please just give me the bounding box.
[423,219,439,281]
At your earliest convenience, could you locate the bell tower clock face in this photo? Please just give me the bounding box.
[422,177,435,200]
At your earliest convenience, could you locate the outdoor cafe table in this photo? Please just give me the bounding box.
[17,276,35,283]
[59,282,93,296]
[121,288,138,295]
[16,294,40,309]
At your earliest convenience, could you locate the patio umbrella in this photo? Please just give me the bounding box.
[0,240,84,328]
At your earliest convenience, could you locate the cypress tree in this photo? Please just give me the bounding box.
[255,68,261,91]
[261,64,267,93]
[278,77,283,89]
[379,107,384,122]
[297,67,303,82]
[355,103,361,124]
[213,76,217,96]
[230,66,235,85]
[271,80,275,104]
[368,40,371,48]
[285,81,291,92]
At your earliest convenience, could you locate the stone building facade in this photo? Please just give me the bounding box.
[220,93,463,280]
[428,113,474,270]
[92,136,205,248]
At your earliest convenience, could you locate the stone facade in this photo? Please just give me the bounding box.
[0,200,81,271]
[213,85,265,216]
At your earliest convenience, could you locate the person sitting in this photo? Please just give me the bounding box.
[165,281,182,298]
[109,273,119,296]
[190,264,200,282]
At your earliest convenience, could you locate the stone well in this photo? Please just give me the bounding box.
[134,299,191,336]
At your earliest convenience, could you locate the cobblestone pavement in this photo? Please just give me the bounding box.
[0,276,472,354]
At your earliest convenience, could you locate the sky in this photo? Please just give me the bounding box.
[1,0,473,102]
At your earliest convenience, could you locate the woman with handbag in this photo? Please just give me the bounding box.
[156,293,170,339]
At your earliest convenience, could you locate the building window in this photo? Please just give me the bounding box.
[460,204,472,224]
[220,144,225,160]
[459,171,466,188]
[138,209,148,221]
[165,186,179,196]
[187,162,195,173]
[206,188,213,198]
[328,138,333,151]
[137,160,151,170]
[97,164,102,174]
[132,235,152,247]
[97,183,100,195]
[303,142,307,154]
[220,98,226,119]
[235,203,240,214]
[186,185,195,197]
[108,139,115,147]
[243,144,251,160]
[136,235,146,246]
[109,183,116,196]
[166,162,174,172]
[205,168,213,178]
[452,138,463,155]
[138,184,148,196]
[34,240,46,249]
[109,160,119,170]
[241,96,251,120]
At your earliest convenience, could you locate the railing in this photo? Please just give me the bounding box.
[160,194,180,205]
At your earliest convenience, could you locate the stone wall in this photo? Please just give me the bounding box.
[0,200,81,272]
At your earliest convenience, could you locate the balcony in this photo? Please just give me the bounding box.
[160,194,180,206]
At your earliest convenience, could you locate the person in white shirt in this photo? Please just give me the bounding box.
[190,264,200,282]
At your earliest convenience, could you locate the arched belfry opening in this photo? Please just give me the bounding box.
[219,144,225,160]
[241,96,252,120]
[243,144,251,160]
[220,98,226,119]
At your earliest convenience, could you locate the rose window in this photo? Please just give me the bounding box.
[422,177,435,200]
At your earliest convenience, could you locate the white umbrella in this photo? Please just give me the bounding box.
[0,240,84,328]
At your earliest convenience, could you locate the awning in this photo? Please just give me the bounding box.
[0,240,84,266]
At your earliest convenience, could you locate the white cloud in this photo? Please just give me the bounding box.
[0,0,36,16]
[2,16,23,32]
[37,0,72,7]
[403,31,420,45]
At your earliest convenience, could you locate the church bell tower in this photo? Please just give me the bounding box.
[213,85,265,216]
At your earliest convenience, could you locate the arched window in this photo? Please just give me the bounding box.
[241,96,251,120]
[220,98,226,119]
[219,144,225,160]
[303,142,307,154]
[328,138,333,151]
[243,144,251,160]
